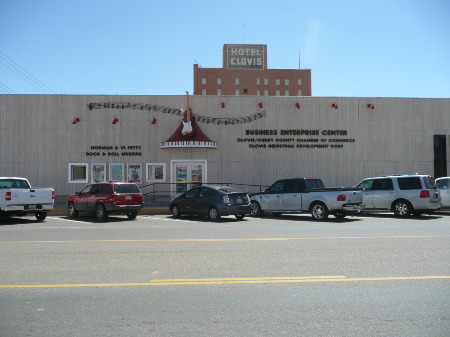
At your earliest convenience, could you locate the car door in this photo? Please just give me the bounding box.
[74,185,91,211]
[371,178,394,209]
[356,179,374,208]
[86,184,101,211]
[282,179,302,211]
[198,187,216,215]
[178,188,200,214]
[262,180,284,211]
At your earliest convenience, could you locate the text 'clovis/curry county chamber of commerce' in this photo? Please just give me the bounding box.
[237,130,355,149]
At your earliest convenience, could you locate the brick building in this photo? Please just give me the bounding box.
[194,44,311,97]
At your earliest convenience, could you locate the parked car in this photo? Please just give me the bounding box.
[67,182,144,221]
[435,177,450,208]
[0,177,54,221]
[355,174,441,216]
[169,185,251,221]
[249,178,364,220]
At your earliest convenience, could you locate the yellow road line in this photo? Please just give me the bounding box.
[1,276,449,288]
[1,235,450,244]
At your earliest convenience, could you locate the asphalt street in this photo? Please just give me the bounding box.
[1,212,449,336]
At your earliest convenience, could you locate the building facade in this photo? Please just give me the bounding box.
[194,44,311,97]
[0,95,448,202]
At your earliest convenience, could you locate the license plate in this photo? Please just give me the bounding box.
[236,199,242,204]
[125,196,132,200]
[27,205,37,209]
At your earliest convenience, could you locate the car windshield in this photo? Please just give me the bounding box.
[114,184,141,194]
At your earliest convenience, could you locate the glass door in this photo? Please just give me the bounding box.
[173,161,206,193]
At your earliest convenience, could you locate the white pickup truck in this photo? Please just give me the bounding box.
[0,177,54,221]
[250,178,364,220]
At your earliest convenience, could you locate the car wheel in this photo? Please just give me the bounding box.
[126,211,138,220]
[96,204,108,221]
[250,201,263,216]
[310,202,329,221]
[208,207,221,221]
[68,203,79,218]
[35,212,47,221]
[171,205,181,218]
[393,200,412,217]
[235,214,245,220]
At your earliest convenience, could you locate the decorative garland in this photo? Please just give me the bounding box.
[87,102,266,125]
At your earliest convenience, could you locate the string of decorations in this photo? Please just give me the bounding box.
[87,102,267,125]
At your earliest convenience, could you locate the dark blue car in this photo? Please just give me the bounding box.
[169,186,251,221]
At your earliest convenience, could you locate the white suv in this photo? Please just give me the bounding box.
[356,174,441,216]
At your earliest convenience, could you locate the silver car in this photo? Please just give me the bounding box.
[356,174,441,216]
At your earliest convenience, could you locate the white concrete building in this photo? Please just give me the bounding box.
[0,95,448,202]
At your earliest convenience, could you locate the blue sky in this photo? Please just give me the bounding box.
[1,0,449,98]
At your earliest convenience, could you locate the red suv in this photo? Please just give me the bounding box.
[67,182,144,221]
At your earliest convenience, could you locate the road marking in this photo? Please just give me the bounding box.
[52,217,92,224]
[1,275,449,288]
[1,235,449,244]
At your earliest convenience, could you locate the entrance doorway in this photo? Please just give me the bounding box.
[171,160,207,195]
[434,135,447,178]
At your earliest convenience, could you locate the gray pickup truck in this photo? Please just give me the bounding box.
[250,178,364,220]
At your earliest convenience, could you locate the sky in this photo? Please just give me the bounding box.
[1,0,449,98]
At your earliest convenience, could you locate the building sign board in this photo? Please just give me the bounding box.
[224,44,267,69]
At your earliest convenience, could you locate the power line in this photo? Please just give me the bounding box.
[0,81,17,94]
[0,50,57,94]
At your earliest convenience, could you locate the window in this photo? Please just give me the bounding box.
[297,90,303,96]
[256,89,261,96]
[101,184,110,195]
[264,79,268,85]
[69,163,88,183]
[397,177,422,190]
[269,181,284,193]
[146,163,166,182]
[217,89,222,95]
[357,179,374,190]
[275,90,280,96]
[90,184,101,195]
[275,79,280,86]
[256,78,260,85]
[201,78,206,85]
[217,78,222,85]
[243,88,248,94]
[264,89,269,96]
[114,184,141,194]
[437,179,449,189]
[284,180,301,193]
[372,179,394,190]
[109,163,124,182]
[235,89,239,96]
[285,79,290,85]
[128,163,142,183]
[235,78,240,85]
[284,90,290,96]
[201,89,206,95]
[298,79,303,86]
[91,163,106,182]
